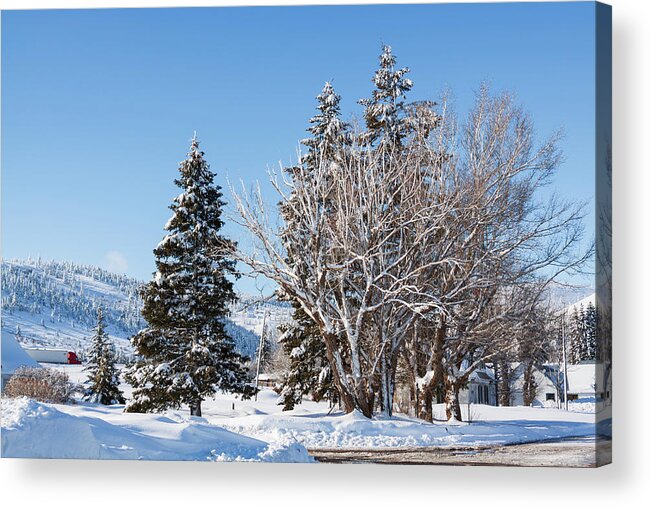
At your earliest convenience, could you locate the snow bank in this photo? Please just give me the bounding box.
[213,403,598,449]
[568,400,598,413]
[1,397,312,462]
[1,386,602,461]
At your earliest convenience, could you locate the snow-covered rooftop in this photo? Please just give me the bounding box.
[566,363,602,394]
[1,332,41,376]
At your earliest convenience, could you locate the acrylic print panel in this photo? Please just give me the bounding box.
[0,1,612,467]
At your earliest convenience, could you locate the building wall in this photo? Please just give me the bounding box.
[459,381,497,406]
[510,368,559,407]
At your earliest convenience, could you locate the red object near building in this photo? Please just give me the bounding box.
[67,351,82,365]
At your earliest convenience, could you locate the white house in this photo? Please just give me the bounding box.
[1,332,42,390]
[256,372,279,389]
[566,361,611,402]
[458,367,497,406]
[509,363,560,407]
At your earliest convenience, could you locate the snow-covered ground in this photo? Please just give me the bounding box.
[1,397,311,462]
[1,364,604,462]
[208,392,598,450]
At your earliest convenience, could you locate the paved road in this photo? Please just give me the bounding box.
[309,437,611,467]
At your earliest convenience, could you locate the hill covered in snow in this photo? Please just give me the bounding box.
[546,283,595,310]
[1,258,288,362]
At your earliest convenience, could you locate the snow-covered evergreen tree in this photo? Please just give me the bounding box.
[358,44,413,147]
[276,82,346,410]
[277,303,337,411]
[584,302,598,361]
[568,303,597,364]
[83,307,125,405]
[300,81,348,167]
[125,136,253,416]
[568,307,584,364]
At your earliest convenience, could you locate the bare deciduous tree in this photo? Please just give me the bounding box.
[230,84,591,421]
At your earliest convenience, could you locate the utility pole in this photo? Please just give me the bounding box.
[254,308,268,402]
[561,317,569,411]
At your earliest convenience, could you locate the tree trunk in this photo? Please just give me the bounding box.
[190,399,202,417]
[496,359,511,406]
[354,382,374,418]
[444,381,462,422]
[321,332,376,418]
[378,349,393,417]
[408,375,417,417]
[417,386,433,422]
[417,317,446,422]
[322,333,356,413]
[340,390,356,414]
[429,316,447,420]
[523,362,537,406]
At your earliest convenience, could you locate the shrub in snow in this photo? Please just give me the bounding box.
[4,366,74,403]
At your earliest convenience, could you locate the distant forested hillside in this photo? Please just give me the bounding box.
[1,258,285,362]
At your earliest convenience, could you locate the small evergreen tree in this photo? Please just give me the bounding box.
[358,44,413,148]
[84,307,125,405]
[584,302,598,361]
[277,303,337,411]
[125,136,253,416]
[300,81,348,167]
[568,307,583,364]
[568,303,598,363]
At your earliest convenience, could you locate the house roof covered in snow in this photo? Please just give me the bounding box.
[566,363,602,394]
[510,363,561,387]
[1,333,42,375]
[469,368,495,383]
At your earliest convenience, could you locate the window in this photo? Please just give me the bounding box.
[546,393,556,401]
[475,384,489,404]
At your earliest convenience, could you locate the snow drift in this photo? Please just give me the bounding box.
[1,397,312,462]
[213,403,599,449]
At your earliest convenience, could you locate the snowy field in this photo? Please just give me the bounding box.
[208,391,601,450]
[1,364,604,462]
[1,396,311,462]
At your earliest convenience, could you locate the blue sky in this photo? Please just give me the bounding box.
[2,2,597,293]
